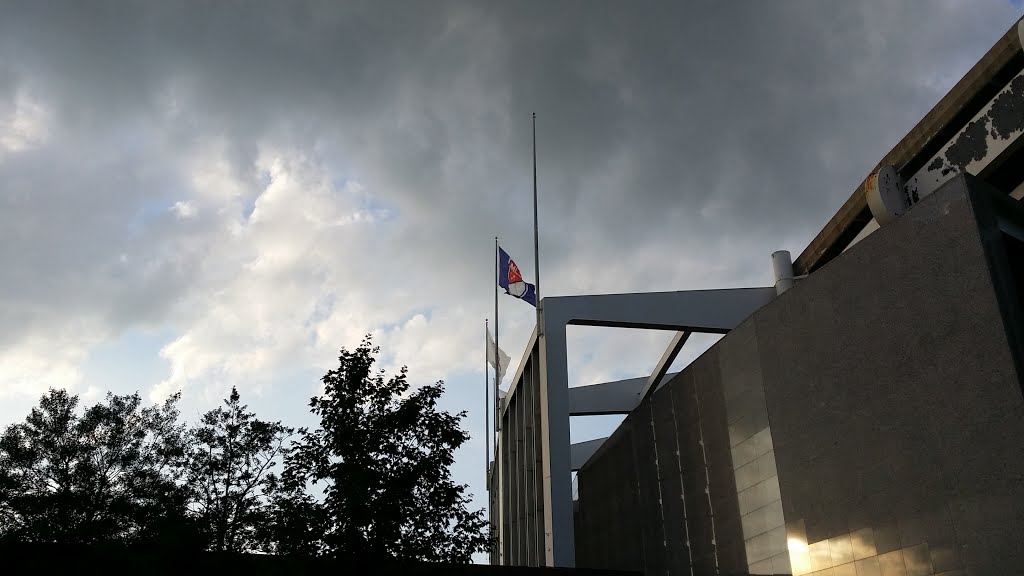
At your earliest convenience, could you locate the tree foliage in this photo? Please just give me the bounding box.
[276,337,488,562]
[0,338,488,561]
[186,387,294,552]
[258,475,329,557]
[0,390,190,545]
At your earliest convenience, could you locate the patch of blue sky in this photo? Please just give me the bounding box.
[257,168,272,190]
[80,327,177,396]
[383,308,434,331]
[570,414,626,444]
[304,294,338,348]
[126,196,176,235]
[241,193,257,221]
[240,365,325,425]
[330,175,399,223]
[329,176,351,191]
[306,293,337,326]
[359,195,398,223]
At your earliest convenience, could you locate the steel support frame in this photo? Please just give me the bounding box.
[493,287,776,567]
[567,372,678,416]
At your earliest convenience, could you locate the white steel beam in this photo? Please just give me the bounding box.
[639,331,690,401]
[903,67,1024,207]
[537,287,776,567]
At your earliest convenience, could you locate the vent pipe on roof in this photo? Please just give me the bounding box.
[771,250,795,295]
[866,165,907,225]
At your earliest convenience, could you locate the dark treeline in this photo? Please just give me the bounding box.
[0,337,489,563]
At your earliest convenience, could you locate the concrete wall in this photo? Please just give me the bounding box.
[576,345,753,575]
[575,175,1024,575]
[759,175,1024,575]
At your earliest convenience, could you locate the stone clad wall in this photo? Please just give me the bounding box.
[575,176,1024,575]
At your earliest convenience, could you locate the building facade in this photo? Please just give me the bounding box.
[576,175,1024,575]
[489,16,1024,575]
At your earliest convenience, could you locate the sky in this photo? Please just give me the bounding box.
[0,0,1021,549]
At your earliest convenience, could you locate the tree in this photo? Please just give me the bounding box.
[185,387,294,552]
[258,475,329,557]
[275,336,488,562]
[0,389,191,545]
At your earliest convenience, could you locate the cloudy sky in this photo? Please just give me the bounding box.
[1,0,1021,530]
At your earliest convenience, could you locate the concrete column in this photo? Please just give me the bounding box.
[539,320,575,567]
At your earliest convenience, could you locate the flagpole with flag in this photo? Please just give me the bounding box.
[488,115,542,563]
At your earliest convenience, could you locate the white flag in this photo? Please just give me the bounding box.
[486,327,511,384]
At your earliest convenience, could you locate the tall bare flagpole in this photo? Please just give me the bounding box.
[485,318,490,485]
[494,236,500,432]
[532,113,541,324]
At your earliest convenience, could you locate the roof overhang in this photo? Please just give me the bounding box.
[794,17,1024,275]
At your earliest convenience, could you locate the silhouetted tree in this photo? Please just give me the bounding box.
[274,337,488,562]
[185,387,294,552]
[257,475,329,556]
[0,389,190,545]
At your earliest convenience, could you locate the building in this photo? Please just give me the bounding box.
[488,16,1024,576]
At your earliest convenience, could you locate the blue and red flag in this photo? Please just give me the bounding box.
[498,247,536,307]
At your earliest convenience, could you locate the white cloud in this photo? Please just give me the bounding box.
[171,200,197,218]
[0,318,102,400]
[150,145,427,403]
[0,2,1019,530]
[379,307,482,384]
[0,92,49,156]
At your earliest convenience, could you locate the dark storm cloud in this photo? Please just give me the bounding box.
[5,2,1017,238]
[0,1,1020,394]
